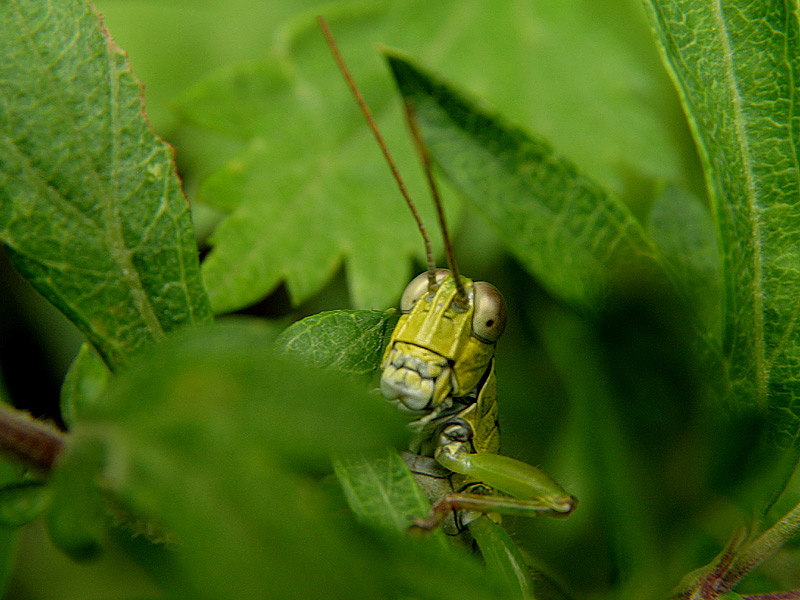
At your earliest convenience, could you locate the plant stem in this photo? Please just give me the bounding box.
[726,500,800,589]
[0,404,65,472]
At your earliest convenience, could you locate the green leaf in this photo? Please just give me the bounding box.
[45,436,105,562]
[277,309,396,378]
[0,481,51,528]
[469,516,535,600]
[385,51,673,313]
[177,1,687,312]
[53,321,513,598]
[0,0,212,371]
[333,451,443,540]
[647,184,721,337]
[642,1,800,442]
[60,343,111,428]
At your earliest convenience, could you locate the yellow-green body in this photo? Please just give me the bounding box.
[380,275,499,457]
[379,271,575,536]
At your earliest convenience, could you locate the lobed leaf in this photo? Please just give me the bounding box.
[0,0,212,370]
[385,51,675,313]
[178,1,686,312]
[642,0,800,443]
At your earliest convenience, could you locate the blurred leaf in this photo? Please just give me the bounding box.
[92,0,328,134]
[643,0,800,444]
[52,322,396,595]
[52,321,514,598]
[45,436,105,562]
[0,0,212,371]
[177,0,687,312]
[385,51,674,313]
[60,344,111,428]
[536,307,665,596]
[277,309,396,377]
[0,481,50,528]
[648,184,721,338]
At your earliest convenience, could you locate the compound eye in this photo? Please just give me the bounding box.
[471,281,506,343]
[399,269,450,312]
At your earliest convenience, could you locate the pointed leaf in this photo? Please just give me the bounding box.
[642,0,800,442]
[333,451,444,541]
[277,309,396,378]
[0,0,212,370]
[385,51,676,313]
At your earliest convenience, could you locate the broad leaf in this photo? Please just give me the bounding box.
[643,0,800,443]
[53,321,511,599]
[55,322,403,597]
[385,51,674,313]
[0,0,212,370]
[177,1,687,312]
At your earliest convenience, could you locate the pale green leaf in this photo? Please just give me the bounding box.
[177,1,687,312]
[643,0,800,442]
[277,309,396,377]
[0,0,212,370]
[385,51,673,312]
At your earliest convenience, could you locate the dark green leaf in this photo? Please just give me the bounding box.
[0,481,50,528]
[277,309,396,378]
[53,322,403,597]
[0,0,212,370]
[333,451,443,540]
[647,184,721,337]
[384,51,674,313]
[469,516,535,599]
[643,0,800,444]
[46,436,105,561]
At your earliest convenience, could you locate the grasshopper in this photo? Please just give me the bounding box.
[319,17,576,539]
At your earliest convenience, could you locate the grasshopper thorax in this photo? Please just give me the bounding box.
[380,269,506,416]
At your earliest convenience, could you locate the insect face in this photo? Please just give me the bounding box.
[380,270,506,415]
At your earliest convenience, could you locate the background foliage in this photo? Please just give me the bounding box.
[0,0,798,598]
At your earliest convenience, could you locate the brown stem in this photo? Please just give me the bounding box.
[742,592,800,600]
[0,404,65,472]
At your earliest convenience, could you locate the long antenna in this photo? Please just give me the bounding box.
[317,16,437,292]
[403,102,467,304]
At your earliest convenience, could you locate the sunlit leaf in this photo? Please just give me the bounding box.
[177,1,686,312]
[385,51,674,313]
[0,0,212,370]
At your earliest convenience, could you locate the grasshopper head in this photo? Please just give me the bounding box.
[380,270,506,415]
